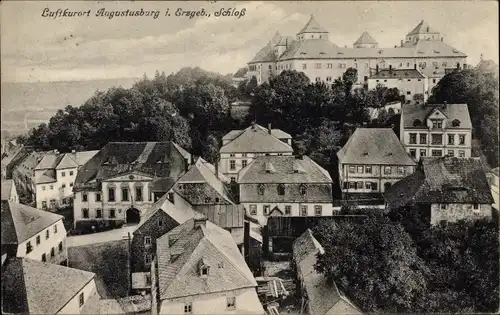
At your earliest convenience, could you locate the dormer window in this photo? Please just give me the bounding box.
[413,119,422,126]
[201,266,209,276]
[199,259,210,277]
[452,119,461,127]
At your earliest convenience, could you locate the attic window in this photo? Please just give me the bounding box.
[378,50,383,54]
[434,50,440,53]
[337,52,344,55]
[452,119,461,127]
[417,51,424,54]
[363,152,369,156]
[319,52,326,55]
[300,52,307,55]
[413,119,422,126]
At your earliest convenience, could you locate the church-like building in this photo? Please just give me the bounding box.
[247,16,467,92]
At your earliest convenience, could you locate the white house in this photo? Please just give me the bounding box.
[219,123,293,183]
[1,200,68,265]
[400,102,472,161]
[367,68,428,103]
[1,179,19,202]
[154,214,264,314]
[2,257,100,314]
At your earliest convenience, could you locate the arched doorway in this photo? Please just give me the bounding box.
[126,207,141,224]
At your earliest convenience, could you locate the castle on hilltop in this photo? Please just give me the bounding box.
[246,16,467,92]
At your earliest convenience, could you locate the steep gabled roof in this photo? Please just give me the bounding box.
[249,42,277,63]
[354,31,378,45]
[157,218,257,300]
[337,128,416,166]
[220,125,293,154]
[238,155,332,184]
[402,103,472,129]
[1,200,63,244]
[407,20,439,35]
[2,257,96,314]
[385,157,495,208]
[223,124,292,141]
[293,230,361,315]
[297,15,329,34]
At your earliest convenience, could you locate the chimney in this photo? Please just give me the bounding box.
[442,101,447,109]
[389,65,392,72]
[251,121,256,130]
[414,64,417,70]
[215,156,219,179]
[190,154,194,165]
[193,213,208,228]
[400,40,403,47]
[376,64,379,74]
[267,123,272,135]
[71,149,76,154]
[184,158,189,172]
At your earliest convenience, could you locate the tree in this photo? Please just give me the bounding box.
[313,214,429,313]
[429,66,499,166]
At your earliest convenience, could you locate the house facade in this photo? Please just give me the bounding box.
[384,157,494,225]
[367,68,429,103]
[34,150,98,210]
[400,103,473,161]
[2,257,100,314]
[155,215,264,314]
[239,155,334,226]
[1,179,19,202]
[338,128,416,194]
[219,123,293,183]
[1,200,68,265]
[73,142,191,229]
[247,17,467,88]
[12,151,47,204]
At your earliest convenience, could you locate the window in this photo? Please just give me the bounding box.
[82,193,88,202]
[51,247,55,257]
[459,134,466,145]
[315,77,321,82]
[229,153,236,157]
[300,185,307,196]
[327,63,333,68]
[420,149,427,157]
[365,166,372,174]
[158,219,163,227]
[109,209,116,218]
[42,186,46,191]
[459,150,465,157]
[356,166,363,174]
[96,209,102,218]
[258,184,265,195]
[285,205,291,215]
[79,293,84,307]
[42,254,46,262]
[433,78,437,84]
[227,297,236,310]
[62,171,65,177]
[96,193,101,202]
[50,199,56,209]
[473,204,479,210]
[62,183,66,188]
[263,205,270,216]
[302,64,307,70]
[145,274,152,285]
[315,63,322,69]
[230,177,236,183]
[397,167,405,175]
[348,166,356,173]
[144,236,152,245]
[42,201,47,209]
[432,134,443,145]
[384,166,392,175]
[108,187,115,202]
[249,205,257,215]
[448,134,455,145]
[419,134,427,144]
[277,184,285,195]
[356,181,363,189]
[36,235,41,245]
[348,182,356,189]
[136,186,143,201]
[406,91,411,95]
[184,302,193,314]
[82,208,89,218]
[26,242,32,254]
[59,242,63,252]
[432,150,443,157]
[441,204,448,210]
[46,229,49,239]
[122,188,129,201]
[314,205,322,216]
[242,160,247,168]
[409,133,417,144]
[144,253,152,265]
[326,76,332,82]
[204,197,211,203]
[70,183,73,187]
[300,205,308,216]
[70,171,74,176]
[431,119,443,129]
[148,185,152,202]
[448,150,454,157]
[54,224,58,234]
[229,160,236,170]
[50,185,54,190]
[365,182,372,190]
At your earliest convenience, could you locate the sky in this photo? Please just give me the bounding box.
[1,1,498,83]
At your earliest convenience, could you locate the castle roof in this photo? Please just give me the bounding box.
[370,68,426,79]
[407,20,439,35]
[354,31,378,45]
[297,15,329,34]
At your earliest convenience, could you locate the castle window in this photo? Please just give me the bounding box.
[302,64,307,70]
[315,63,322,69]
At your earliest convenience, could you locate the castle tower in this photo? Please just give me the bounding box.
[296,14,329,41]
[405,20,441,44]
[353,31,378,48]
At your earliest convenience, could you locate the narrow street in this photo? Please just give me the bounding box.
[67,224,137,247]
